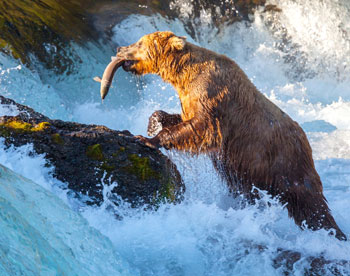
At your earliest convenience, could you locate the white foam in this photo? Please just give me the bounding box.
[309,130,350,160]
[265,0,350,79]
[0,103,19,117]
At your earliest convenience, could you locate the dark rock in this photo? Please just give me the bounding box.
[0,0,101,74]
[0,95,184,207]
[263,4,282,13]
[272,247,350,275]
[273,249,301,273]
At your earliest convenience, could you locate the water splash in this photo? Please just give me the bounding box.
[0,156,137,275]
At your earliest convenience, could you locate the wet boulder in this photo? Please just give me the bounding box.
[0,95,184,207]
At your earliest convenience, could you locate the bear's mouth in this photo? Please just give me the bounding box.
[122,60,137,72]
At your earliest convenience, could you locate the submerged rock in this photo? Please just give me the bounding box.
[0,96,184,207]
[272,248,350,275]
[240,241,349,275]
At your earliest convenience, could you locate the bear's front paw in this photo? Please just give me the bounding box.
[147,110,166,137]
[135,135,161,149]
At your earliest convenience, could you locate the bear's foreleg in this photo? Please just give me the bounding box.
[146,116,210,153]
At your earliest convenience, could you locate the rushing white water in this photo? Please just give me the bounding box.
[0,158,136,275]
[1,0,350,275]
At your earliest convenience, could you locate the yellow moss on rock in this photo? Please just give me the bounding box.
[151,177,179,206]
[162,179,177,202]
[51,133,64,145]
[34,122,50,131]
[0,0,96,66]
[5,120,32,131]
[0,38,7,49]
[86,144,104,161]
[126,154,160,181]
[112,146,126,158]
[0,120,50,133]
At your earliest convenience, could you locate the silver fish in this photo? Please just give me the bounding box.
[94,56,125,101]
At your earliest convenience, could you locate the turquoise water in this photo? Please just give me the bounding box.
[0,163,136,275]
[1,0,350,275]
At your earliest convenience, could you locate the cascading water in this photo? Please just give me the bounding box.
[0,161,136,275]
[0,0,350,275]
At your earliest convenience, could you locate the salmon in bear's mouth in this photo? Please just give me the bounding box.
[93,57,125,100]
[93,58,140,101]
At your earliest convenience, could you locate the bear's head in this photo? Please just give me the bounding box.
[117,31,187,75]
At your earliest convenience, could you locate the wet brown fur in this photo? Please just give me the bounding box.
[117,31,346,240]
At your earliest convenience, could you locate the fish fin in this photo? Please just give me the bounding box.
[93,76,102,83]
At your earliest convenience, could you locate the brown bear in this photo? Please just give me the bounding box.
[116,31,346,240]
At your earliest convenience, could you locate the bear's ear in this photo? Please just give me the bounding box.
[169,36,187,51]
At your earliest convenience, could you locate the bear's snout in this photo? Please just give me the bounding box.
[116,45,133,59]
[122,60,137,72]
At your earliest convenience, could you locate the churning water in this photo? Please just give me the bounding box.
[0,0,350,275]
